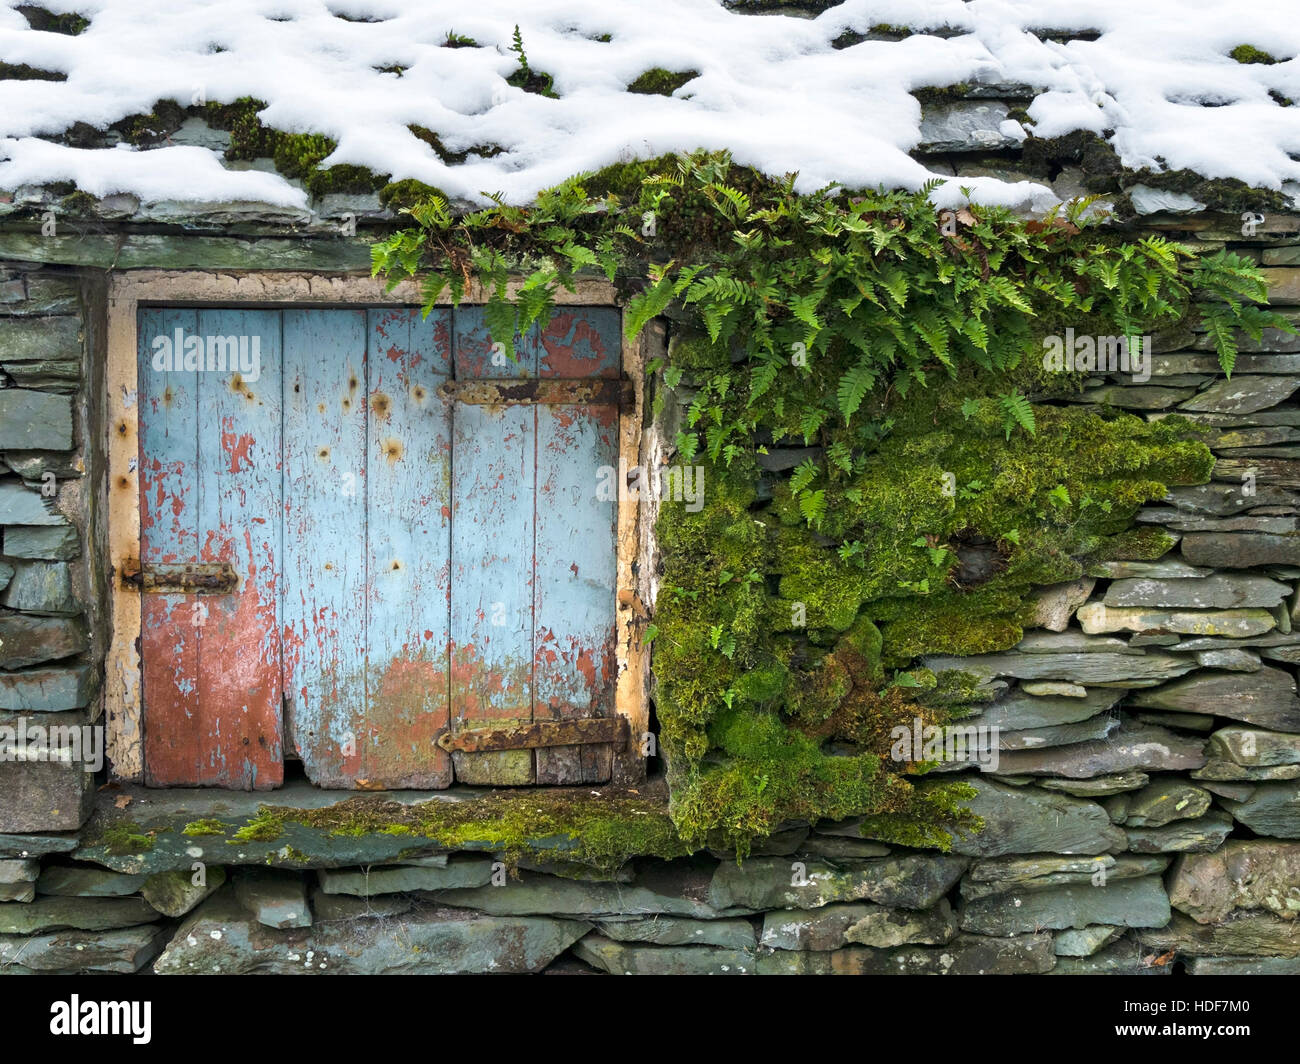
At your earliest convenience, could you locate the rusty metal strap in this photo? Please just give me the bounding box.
[438,377,633,410]
[121,560,238,594]
[437,717,628,753]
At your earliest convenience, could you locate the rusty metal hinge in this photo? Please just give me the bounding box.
[438,377,634,411]
[437,717,628,754]
[120,560,238,594]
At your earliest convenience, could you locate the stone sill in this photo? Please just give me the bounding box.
[65,778,677,878]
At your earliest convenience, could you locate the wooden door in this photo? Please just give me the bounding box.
[137,305,621,790]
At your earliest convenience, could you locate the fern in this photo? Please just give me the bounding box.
[999,391,1036,441]
[836,363,875,424]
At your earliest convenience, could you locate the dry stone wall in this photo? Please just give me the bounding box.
[0,209,1298,974]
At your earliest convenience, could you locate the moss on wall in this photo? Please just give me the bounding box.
[652,348,1213,852]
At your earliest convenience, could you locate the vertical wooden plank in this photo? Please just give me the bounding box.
[450,308,537,784]
[281,309,368,787]
[534,309,622,783]
[194,309,284,789]
[139,308,202,786]
[364,307,454,788]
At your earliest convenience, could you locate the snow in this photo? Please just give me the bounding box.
[0,0,1298,211]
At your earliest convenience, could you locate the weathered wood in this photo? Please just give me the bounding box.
[281,309,369,786]
[438,377,633,409]
[139,308,202,786]
[437,717,628,753]
[450,308,538,785]
[534,308,622,784]
[194,309,284,788]
[363,307,453,787]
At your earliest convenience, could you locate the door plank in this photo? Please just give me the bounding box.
[534,309,622,783]
[364,307,454,787]
[450,308,537,784]
[194,309,284,789]
[281,309,369,787]
[139,308,203,786]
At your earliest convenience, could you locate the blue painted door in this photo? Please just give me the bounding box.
[137,305,620,789]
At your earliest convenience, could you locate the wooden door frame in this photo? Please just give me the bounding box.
[104,270,652,786]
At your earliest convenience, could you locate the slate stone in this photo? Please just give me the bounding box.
[707,853,967,912]
[987,722,1206,778]
[960,854,1167,898]
[1207,725,1300,766]
[317,858,494,897]
[0,316,81,361]
[0,561,77,615]
[4,360,80,391]
[141,866,227,917]
[1220,781,1300,837]
[18,278,79,315]
[0,882,34,902]
[843,900,959,948]
[757,933,1056,975]
[1,525,78,560]
[574,934,755,975]
[1047,939,1171,975]
[1076,385,1196,409]
[0,924,168,974]
[2,452,84,481]
[960,876,1170,935]
[924,648,1195,686]
[0,857,37,884]
[0,749,94,832]
[1037,772,1149,797]
[597,916,756,948]
[936,779,1124,857]
[1124,780,1212,827]
[1140,911,1300,957]
[976,687,1122,730]
[436,865,734,919]
[758,899,956,951]
[917,101,1020,152]
[1055,925,1125,957]
[797,835,891,859]
[1194,648,1261,671]
[1130,666,1300,732]
[0,895,158,934]
[36,865,147,897]
[310,889,411,922]
[1126,810,1235,853]
[1168,842,1300,924]
[0,664,96,710]
[0,832,77,858]
[1077,602,1276,637]
[1188,955,1300,974]
[0,615,87,669]
[1030,578,1095,631]
[0,391,72,450]
[154,891,590,974]
[1193,760,1300,781]
[1182,532,1300,567]
[1213,458,1300,491]
[234,869,311,929]
[1019,681,1086,697]
[1090,558,1212,578]
[1181,376,1300,414]
[1104,574,1289,609]
[0,482,67,525]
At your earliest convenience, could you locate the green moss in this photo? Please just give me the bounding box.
[1086,526,1179,564]
[182,818,226,837]
[16,7,90,34]
[100,821,155,855]
[912,83,973,107]
[1230,44,1280,65]
[0,62,66,81]
[379,179,447,213]
[444,31,477,48]
[1119,170,1290,216]
[228,809,284,843]
[627,68,699,96]
[265,788,689,872]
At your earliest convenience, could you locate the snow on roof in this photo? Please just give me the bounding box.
[1,0,1299,213]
